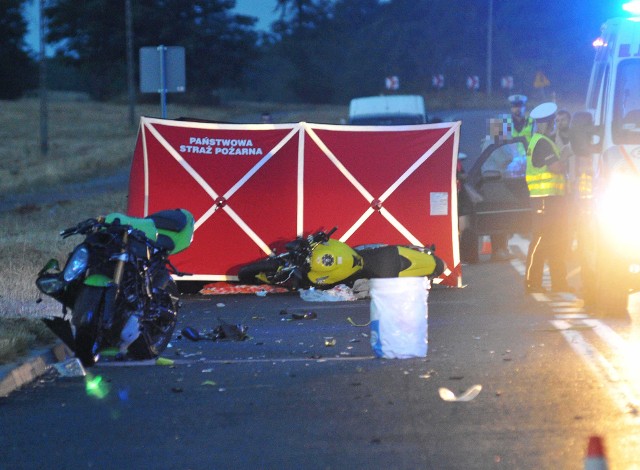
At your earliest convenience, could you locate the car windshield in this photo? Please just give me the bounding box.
[612,58,640,145]
[480,142,527,179]
[349,115,426,125]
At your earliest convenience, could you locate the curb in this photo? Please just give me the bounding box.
[0,343,71,398]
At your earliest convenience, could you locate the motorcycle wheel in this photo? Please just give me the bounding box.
[72,285,105,367]
[128,278,179,360]
[237,259,281,284]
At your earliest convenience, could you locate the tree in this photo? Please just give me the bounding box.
[269,0,335,102]
[0,0,36,99]
[273,0,333,34]
[45,0,260,100]
[262,0,621,103]
[491,1,614,98]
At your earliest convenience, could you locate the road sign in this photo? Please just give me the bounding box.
[500,76,514,90]
[432,74,445,89]
[140,45,186,118]
[533,71,550,89]
[385,76,400,90]
[466,75,480,91]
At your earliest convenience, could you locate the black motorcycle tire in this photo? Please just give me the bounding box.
[72,285,106,367]
[237,258,281,284]
[128,274,179,360]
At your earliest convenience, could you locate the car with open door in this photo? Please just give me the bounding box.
[459,137,530,263]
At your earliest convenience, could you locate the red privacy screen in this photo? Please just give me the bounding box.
[127,118,462,286]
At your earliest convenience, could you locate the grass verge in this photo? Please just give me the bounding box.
[0,190,129,364]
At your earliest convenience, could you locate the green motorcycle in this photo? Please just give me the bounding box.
[36,209,194,367]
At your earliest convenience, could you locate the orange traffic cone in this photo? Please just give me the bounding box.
[584,435,608,470]
[480,236,492,255]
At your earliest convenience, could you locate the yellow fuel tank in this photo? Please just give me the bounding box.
[307,239,363,285]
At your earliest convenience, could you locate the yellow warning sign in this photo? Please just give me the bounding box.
[534,71,550,89]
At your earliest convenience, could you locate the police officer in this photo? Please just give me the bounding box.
[508,94,534,145]
[487,95,534,261]
[524,102,570,293]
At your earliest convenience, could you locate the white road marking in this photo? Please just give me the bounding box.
[508,235,640,415]
[551,319,640,415]
[551,307,585,314]
[531,292,550,302]
[553,313,589,320]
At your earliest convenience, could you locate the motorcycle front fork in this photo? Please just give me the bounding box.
[110,231,149,352]
[112,231,128,290]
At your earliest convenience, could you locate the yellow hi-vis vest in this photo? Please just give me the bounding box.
[511,116,534,144]
[577,172,593,199]
[526,134,566,197]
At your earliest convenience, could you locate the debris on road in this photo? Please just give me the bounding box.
[291,311,317,320]
[299,285,357,302]
[438,384,482,402]
[53,358,86,377]
[199,282,289,295]
[156,357,175,366]
[180,319,249,342]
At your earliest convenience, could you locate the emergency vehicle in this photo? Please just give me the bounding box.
[348,95,428,125]
[578,12,640,314]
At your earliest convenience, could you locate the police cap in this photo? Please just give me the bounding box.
[529,102,558,123]
[508,94,527,106]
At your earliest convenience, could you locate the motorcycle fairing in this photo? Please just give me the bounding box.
[42,285,109,353]
[307,239,363,285]
[357,245,438,278]
[104,213,158,241]
[84,274,113,287]
[396,246,437,277]
[41,317,76,352]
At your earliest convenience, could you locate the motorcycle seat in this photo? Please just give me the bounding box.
[146,209,188,232]
[147,209,195,255]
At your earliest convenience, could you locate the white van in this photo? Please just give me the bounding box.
[576,15,640,314]
[348,95,428,125]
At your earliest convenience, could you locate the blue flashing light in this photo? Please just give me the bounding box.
[623,1,640,16]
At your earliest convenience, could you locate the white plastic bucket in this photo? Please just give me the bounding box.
[369,277,429,359]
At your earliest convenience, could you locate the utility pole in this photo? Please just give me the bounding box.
[486,0,493,97]
[125,0,136,128]
[39,0,48,156]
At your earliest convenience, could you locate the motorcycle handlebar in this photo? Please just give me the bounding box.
[59,218,156,246]
[310,226,337,244]
[60,218,99,238]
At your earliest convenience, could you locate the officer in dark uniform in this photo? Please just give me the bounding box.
[524,102,570,293]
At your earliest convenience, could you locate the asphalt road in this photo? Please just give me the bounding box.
[6,107,636,468]
[2,246,640,469]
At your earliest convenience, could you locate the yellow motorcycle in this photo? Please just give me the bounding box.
[237,227,445,290]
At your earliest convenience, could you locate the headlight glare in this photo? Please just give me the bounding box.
[597,173,640,253]
[36,274,66,295]
[63,246,89,282]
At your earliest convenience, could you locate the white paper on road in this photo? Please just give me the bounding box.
[438,384,482,402]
